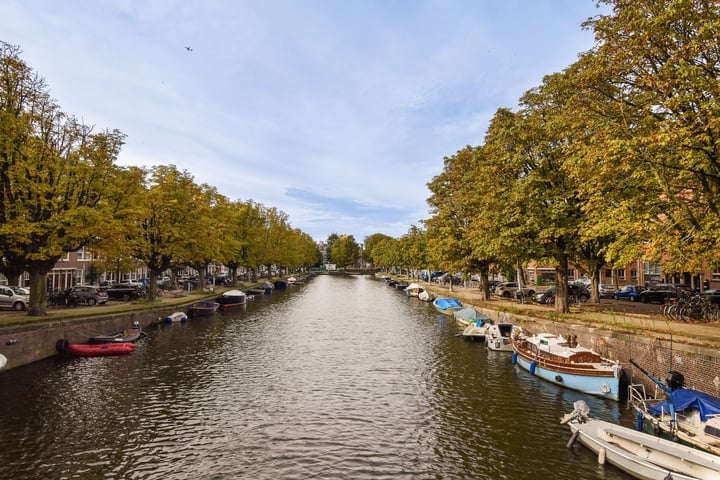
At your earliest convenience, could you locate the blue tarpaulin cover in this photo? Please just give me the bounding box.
[435,298,463,311]
[649,388,720,422]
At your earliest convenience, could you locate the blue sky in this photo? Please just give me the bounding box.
[1,1,602,243]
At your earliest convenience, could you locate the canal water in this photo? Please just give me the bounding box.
[0,274,636,479]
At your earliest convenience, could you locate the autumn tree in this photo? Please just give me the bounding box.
[579,0,720,274]
[330,234,359,269]
[0,42,126,315]
[122,165,202,301]
[364,233,394,267]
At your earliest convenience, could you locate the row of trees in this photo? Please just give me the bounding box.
[364,0,720,313]
[0,41,320,316]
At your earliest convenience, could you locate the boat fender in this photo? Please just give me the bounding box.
[566,430,580,448]
[529,360,537,375]
[512,352,518,365]
[55,339,69,353]
[635,412,644,432]
[555,375,563,383]
[597,447,606,465]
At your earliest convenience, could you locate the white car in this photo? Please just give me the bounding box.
[494,282,536,298]
[0,285,29,311]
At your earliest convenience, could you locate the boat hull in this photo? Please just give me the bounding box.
[67,342,135,357]
[433,298,463,315]
[165,312,188,323]
[513,352,620,401]
[569,418,720,480]
[88,327,142,344]
[189,301,220,315]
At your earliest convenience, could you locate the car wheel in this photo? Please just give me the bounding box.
[502,292,511,298]
[13,301,24,311]
[613,294,619,300]
[579,294,589,302]
[527,290,535,296]
[630,296,636,302]
[87,298,97,306]
[642,296,649,303]
[121,294,130,301]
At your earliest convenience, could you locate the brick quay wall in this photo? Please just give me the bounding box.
[0,305,184,372]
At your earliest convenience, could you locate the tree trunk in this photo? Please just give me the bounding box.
[27,270,49,316]
[555,256,570,314]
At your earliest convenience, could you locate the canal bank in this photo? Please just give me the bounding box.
[398,277,720,397]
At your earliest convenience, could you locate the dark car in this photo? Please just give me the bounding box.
[533,284,590,304]
[613,285,644,302]
[106,283,144,301]
[638,283,681,304]
[701,289,720,305]
[67,285,108,305]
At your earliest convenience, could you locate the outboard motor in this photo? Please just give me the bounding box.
[665,370,685,391]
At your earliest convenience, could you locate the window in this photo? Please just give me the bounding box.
[631,269,637,281]
[713,269,720,282]
[618,270,626,280]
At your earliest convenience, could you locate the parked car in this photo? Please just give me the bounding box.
[599,284,616,299]
[0,285,29,311]
[638,283,682,304]
[495,282,536,298]
[106,283,144,301]
[66,285,108,305]
[701,289,720,305]
[613,285,645,302]
[533,284,590,304]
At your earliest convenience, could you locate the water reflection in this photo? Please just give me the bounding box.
[0,275,633,479]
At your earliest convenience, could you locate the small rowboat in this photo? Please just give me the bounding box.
[189,300,220,316]
[88,323,143,344]
[62,342,135,357]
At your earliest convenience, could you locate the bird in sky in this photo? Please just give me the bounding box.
[185,46,192,52]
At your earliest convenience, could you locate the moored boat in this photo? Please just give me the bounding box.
[433,297,463,316]
[62,342,136,357]
[189,300,220,316]
[485,323,520,352]
[461,317,492,341]
[512,332,623,401]
[562,400,720,480]
[165,311,188,323]
[88,322,143,344]
[628,365,720,457]
[0,353,6,369]
[452,306,486,328]
[404,283,426,297]
[218,290,247,309]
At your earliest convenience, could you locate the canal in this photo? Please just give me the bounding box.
[0,274,636,479]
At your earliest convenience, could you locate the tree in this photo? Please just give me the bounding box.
[0,42,126,315]
[123,165,202,301]
[330,235,359,268]
[364,233,394,267]
[581,0,720,273]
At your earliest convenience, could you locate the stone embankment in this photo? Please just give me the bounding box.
[0,292,207,372]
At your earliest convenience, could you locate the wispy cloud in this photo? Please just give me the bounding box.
[1,0,601,241]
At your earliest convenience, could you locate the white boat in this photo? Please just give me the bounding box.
[0,353,6,369]
[404,282,426,297]
[562,400,720,480]
[461,317,492,341]
[417,290,433,302]
[485,323,520,351]
[628,368,720,457]
[512,332,623,401]
[165,311,188,323]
